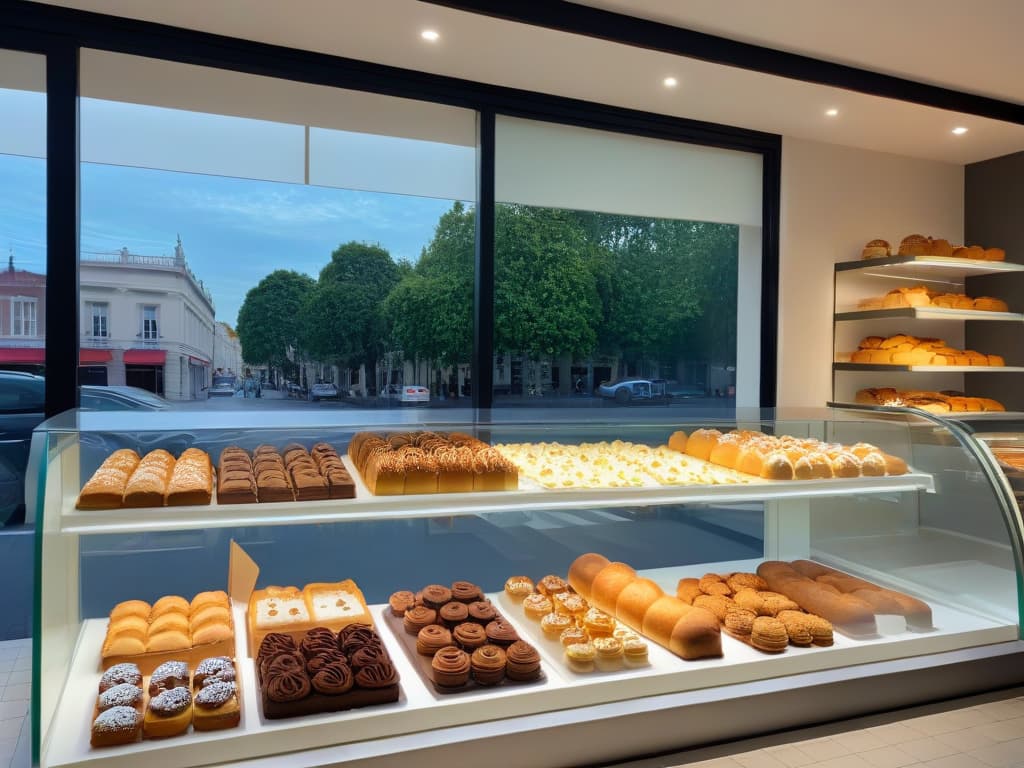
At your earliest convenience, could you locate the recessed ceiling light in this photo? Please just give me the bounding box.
[421,29,440,42]
[825,108,839,117]
[663,76,678,88]
[952,126,968,135]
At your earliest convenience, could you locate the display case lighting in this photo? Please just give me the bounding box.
[421,29,440,42]
[662,76,678,88]
[825,108,839,117]
[952,126,968,135]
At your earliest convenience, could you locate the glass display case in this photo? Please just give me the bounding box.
[30,407,1024,768]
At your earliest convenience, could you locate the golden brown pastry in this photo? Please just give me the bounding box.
[973,296,1009,312]
[984,247,1006,261]
[898,234,929,256]
[77,449,142,510]
[861,239,891,259]
[928,238,953,258]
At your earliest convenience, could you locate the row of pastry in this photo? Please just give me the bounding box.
[669,428,908,479]
[856,388,1004,413]
[350,430,518,494]
[77,448,212,510]
[848,334,1005,366]
[217,442,354,504]
[861,234,1005,261]
[857,285,1008,312]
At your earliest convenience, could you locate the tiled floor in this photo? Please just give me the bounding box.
[615,686,1024,768]
[9,634,1023,768]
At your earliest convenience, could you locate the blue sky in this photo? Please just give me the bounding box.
[0,153,457,326]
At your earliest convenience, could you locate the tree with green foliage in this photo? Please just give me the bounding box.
[236,269,316,372]
[300,242,401,382]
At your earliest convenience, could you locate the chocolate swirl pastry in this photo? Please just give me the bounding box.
[388,590,416,617]
[452,622,487,651]
[467,600,498,624]
[258,632,297,662]
[430,647,470,688]
[98,683,142,711]
[262,652,305,682]
[416,624,453,657]
[149,661,189,696]
[470,644,506,686]
[311,661,355,696]
[439,602,469,627]
[484,618,519,647]
[99,663,142,693]
[403,605,437,635]
[504,640,542,681]
[451,581,483,603]
[420,584,453,609]
[339,624,381,653]
[350,644,387,669]
[150,686,192,716]
[194,656,236,687]
[264,663,311,708]
[195,681,236,709]
[307,649,346,674]
[355,662,400,689]
[301,628,339,659]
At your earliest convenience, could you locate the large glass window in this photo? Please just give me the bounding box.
[493,116,763,410]
[80,50,476,407]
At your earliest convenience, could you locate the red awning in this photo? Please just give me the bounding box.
[79,349,113,364]
[189,356,210,366]
[123,349,167,365]
[0,348,44,364]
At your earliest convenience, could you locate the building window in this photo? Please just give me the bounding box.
[142,305,159,340]
[90,302,109,338]
[11,299,37,337]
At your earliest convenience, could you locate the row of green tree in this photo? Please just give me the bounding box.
[235,202,739,382]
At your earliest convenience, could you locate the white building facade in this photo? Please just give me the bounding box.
[79,239,218,400]
[213,322,243,377]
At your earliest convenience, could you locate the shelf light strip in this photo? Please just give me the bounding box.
[859,272,964,286]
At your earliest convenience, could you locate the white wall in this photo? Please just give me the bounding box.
[777,137,964,408]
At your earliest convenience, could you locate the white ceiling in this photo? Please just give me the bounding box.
[28,0,1024,164]
[573,0,1024,105]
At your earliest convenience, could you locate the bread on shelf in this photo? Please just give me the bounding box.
[848,334,1005,367]
[856,388,1004,413]
[860,239,890,259]
[76,449,142,510]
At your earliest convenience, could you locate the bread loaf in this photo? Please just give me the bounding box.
[974,296,1009,312]
[615,578,664,632]
[123,450,176,508]
[567,553,609,599]
[757,561,877,635]
[77,449,142,509]
[984,247,1006,261]
[589,562,637,614]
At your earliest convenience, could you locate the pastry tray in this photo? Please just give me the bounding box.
[380,608,546,695]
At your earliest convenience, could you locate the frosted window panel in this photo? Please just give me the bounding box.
[81,99,306,183]
[496,116,762,227]
[310,129,475,201]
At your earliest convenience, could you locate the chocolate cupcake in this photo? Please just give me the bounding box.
[505,640,542,681]
[452,622,487,651]
[403,605,437,635]
[485,618,519,647]
[416,624,453,656]
[430,647,470,688]
[470,644,506,686]
[467,600,498,624]
[451,581,483,604]
[388,590,416,617]
[439,602,469,628]
[421,584,452,609]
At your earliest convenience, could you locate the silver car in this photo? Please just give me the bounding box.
[597,378,667,404]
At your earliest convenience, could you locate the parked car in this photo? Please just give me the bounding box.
[207,375,238,398]
[80,385,174,411]
[309,382,339,401]
[597,377,668,404]
[399,385,430,404]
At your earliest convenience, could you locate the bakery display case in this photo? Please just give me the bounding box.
[30,408,1024,768]
[832,247,1024,414]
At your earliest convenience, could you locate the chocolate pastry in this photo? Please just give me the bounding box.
[467,600,498,624]
[421,584,452,609]
[99,663,142,693]
[430,647,470,688]
[195,680,236,708]
[301,628,339,659]
[439,602,469,628]
[403,606,437,635]
[307,650,347,674]
[470,644,506,685]
[504,640,542,681]
[451,581,483,603]
[149,686,191,716]
[149,661,189,695]
[339,624,380,653]
[388,590,416,617]
[484,619,519,647]
[311,661,354,696]
[98,683,142,711]
[355,661,399,689]
[91,706,141,747]
[262,652,304,682]
[349,645,387,669]
[453,622,487,651]
[416,625,453,656]
[265,659,311,703]
[194,657,236,687]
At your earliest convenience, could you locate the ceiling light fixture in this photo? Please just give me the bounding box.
[663,76,678,88]
[825,108,839,117]
[421,29,440,42]
[951,126,968,135]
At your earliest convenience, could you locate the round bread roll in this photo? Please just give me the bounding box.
[898,234,929,256]
[676,578,702,604]
[973,296,1008,312]
[615,578,664,632]
[928,238,953,258]
[568,553,610,599]
[589,562,638,614]
[641,595,689,646]
[861,239,890,259]
[667,431,688,453]
[670,609,723,660]
[684,429,721,461]
[983,247,1005,261]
